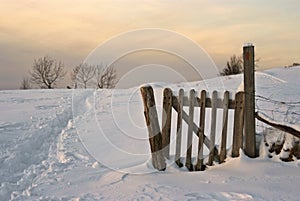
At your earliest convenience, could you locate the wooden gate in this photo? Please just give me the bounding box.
[140,86,245,171]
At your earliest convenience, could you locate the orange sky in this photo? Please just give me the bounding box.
[0,0,299,89]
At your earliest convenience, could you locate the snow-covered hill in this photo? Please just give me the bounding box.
[0,67,300,200]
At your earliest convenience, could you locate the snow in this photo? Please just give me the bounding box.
[0,66,300,200]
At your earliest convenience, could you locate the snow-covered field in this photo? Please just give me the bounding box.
[1,67,300,200]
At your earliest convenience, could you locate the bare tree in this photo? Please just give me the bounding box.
[20,77,31,90]
[75,63,96,89]
[30,56,66,89]
[220,55,243,76]
[96,65,117,89]
[70,65,80,89]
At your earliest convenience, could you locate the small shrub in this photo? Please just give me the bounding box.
[220,55,243,76]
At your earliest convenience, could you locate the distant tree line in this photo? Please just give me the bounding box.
[285,62,299,68]
[20,56,116,89]
[21,53,270,89]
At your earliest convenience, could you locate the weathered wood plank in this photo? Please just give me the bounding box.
[244,45,256,158]
[186,89,195,171]
[140,86,166,171]
[220,91,229,163]
[175,89,184,167]
[208,91,218,166]
[182,96,235,109]
[195,90,206,171]
[232,92,245,158]
[161,88,172,159]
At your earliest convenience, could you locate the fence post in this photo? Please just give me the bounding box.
[161,88,172,159]
[243,44,257,158]
[140,86,166,171]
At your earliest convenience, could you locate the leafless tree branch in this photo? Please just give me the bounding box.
[20,77,31,90]
[30,56,66,89]
[96,65,117,89]
[75,63,96,89]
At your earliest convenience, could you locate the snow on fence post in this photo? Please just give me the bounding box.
[140,86,166,171]
[243,44,257,158]
[232,92,245,157]
[161,88,173,159]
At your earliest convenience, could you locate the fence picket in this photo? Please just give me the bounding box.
[232,92,245,157]
[186,89,195,171]
[208,91,218,166]
[175,89,184,167]
[195,90,206,171]
[161,88,172,158]
[220,91,229,163]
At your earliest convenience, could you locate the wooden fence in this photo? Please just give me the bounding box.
[140,86,245,171]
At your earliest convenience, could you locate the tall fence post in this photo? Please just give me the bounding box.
[243,44,257,158]
[140,86,166,171]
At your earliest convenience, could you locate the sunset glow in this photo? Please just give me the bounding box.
[1,0,299,89]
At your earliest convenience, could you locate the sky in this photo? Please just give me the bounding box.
[0,0,300,89]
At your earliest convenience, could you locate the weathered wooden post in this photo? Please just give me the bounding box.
[195,90,206,171]
[161,88,172,158]
[232,92,245,157]
[175,89,184,167]
[186,89,195,171]
[243,44,256,158]
[220,91,229,163]
[140,86,166,171]
[208,91,218,166]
